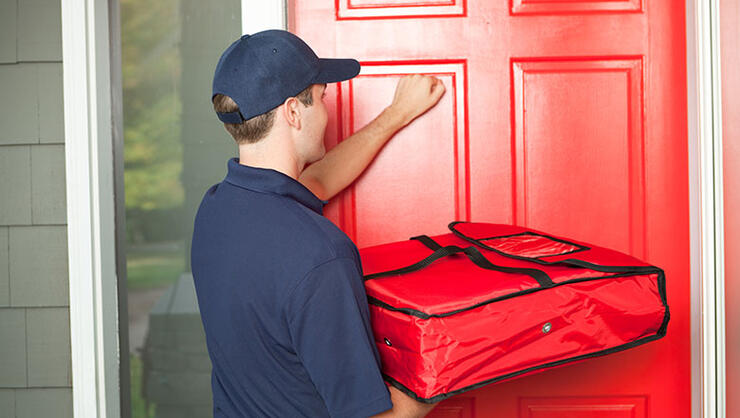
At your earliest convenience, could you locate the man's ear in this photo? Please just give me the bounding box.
[281,96,302,130]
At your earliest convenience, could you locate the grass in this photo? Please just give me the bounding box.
[130,354,156,418]
[126,243,185,290]
[126,243,182,416]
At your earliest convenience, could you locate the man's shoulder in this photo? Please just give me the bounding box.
[283,200,359,263]
[193,179,360,273]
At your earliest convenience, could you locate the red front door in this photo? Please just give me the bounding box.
[290,1,690,416]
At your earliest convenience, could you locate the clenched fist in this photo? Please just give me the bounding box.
[387,74,446,127]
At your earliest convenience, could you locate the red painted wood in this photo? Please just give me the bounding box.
[511,0,641,16]
[290,1,689,416]
[339,62,468,247]
[426,397,475,418]
[720,0,739,416]
[519,396,647,418]
[335,0,465,20]
[511,57,646,257]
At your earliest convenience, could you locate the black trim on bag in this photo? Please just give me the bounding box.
[364,223,670,404]
[410,234,443,250]
[362,243,471,281]
[367,268,666,319]
[476,231,590,257]
[364,236,554,288]
[382,311,669,404]
[448,221,657,274]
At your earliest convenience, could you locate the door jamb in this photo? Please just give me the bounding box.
[61,0,121,416]
[688,0,727,417]
[241,0,287,34]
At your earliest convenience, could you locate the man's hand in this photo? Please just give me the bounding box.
[297,74,445,201]
[387,74,446,127]
[371,385,439,418]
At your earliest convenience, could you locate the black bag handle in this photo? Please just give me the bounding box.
[447,221,661,274]
[363,235,554,288]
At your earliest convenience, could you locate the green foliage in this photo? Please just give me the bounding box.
[126,243,185,290]
[121,0,184,212]
[130,354,156,418]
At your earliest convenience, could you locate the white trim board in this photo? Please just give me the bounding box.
[690,0,727,416]
[61,0,121,416]
[241,0,287,34]
[686,0,702,416]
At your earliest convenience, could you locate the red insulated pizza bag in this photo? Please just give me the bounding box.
[359,221,669,403]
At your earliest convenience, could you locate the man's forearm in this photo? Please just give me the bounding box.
[371,385,437,418]
[298,105,409,201]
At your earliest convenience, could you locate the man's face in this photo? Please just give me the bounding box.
[301,83,329,164]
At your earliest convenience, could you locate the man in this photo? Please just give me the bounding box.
[191,29,445,417]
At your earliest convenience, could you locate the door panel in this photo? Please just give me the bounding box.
[519,396,647,418]
[290,1,689,416]
[339,62,468,247]
[512,58,646,257]
[336,0,465,20]
[510,0,642,15]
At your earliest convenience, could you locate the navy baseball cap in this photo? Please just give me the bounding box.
[212,29,361,124]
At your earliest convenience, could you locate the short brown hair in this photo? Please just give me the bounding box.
[213,84,314,145]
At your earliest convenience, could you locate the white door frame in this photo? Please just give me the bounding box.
[61,0,723,416]
[241,0,287,35]
[61,0,121,416]
[688,0,727,417]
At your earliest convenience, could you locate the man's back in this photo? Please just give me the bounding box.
[190,158,392,417]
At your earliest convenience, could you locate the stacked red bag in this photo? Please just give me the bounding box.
[360,221,669,403]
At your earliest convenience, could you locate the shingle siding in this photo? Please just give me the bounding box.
[0,0,72,416]
[0,228,9,306]
[26,307,71,386]
[9,226,69,307]
[15,388,72,418]
[0,146,32,225]
[0,309,26,387]
[0,0,18,64]
[17,0,62,62]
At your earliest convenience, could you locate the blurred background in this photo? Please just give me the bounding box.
[120,0,240,416]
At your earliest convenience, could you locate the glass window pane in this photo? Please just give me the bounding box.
[120,1,241,416]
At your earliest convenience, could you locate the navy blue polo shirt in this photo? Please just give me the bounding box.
[190,157,392,418]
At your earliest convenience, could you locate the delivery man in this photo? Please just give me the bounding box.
[191,29,445,417]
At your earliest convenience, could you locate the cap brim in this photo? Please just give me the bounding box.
[312,58,361,83]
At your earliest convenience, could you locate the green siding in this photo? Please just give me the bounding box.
[0,0,17,64]
[37,64,64,144]
[0,65,40,144]
[17,0,62,62]
[0,389,16,418]
[0,309,26,387]
[0,1,72,417]
[0,228,9,307]
[0,63,64,144]
[26,308,71,386]
[9,226,68,307]
[0,146,32,225]
[15,388,72,418]
[31,144,66,224]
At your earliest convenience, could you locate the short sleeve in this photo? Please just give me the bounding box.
[285,257,393,418]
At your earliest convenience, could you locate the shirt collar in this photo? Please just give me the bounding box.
[223,157,328,215]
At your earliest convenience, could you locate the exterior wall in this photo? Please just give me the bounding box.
[0,0,72,417]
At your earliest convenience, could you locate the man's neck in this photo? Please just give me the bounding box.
[237,137,304,180]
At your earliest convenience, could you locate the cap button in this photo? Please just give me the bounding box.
[240,34,251,40]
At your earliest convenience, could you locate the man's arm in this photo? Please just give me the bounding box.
[298,74,445,200]
[371,385,438,418]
